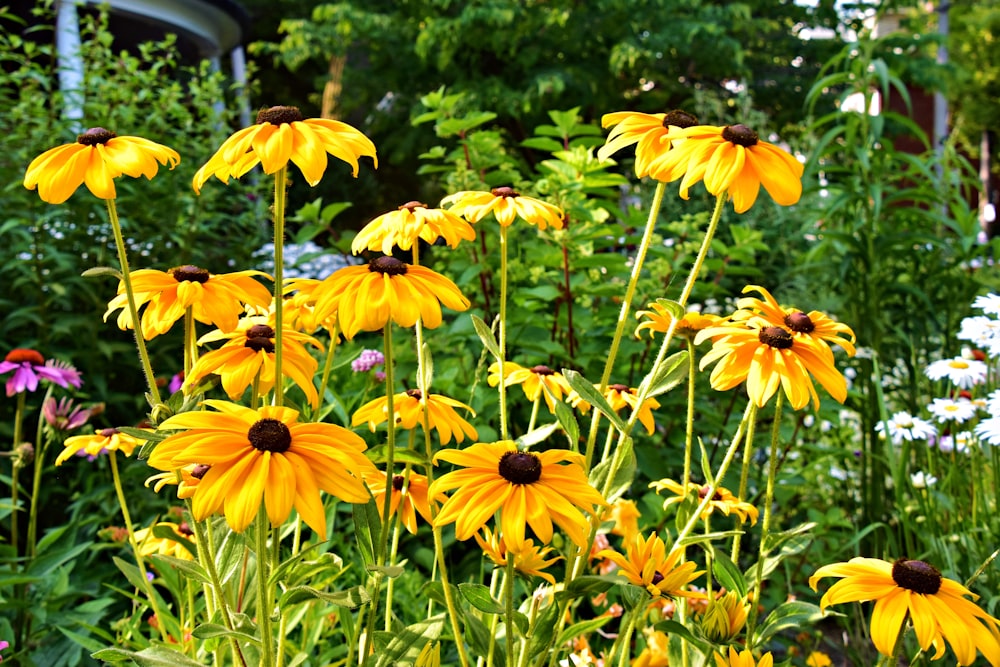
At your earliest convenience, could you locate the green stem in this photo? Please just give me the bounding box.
[183,306,196,380]
[317,321,340,416]
[189,514,249,667]
[498,225,510,441]
[10,391,26,558]
[745,394,783,648]
[109,451,168,642]
[614,608,639,667]
[731,404,758,562]
[384,468,409,631]
[504,557,517,667]
[104,198,162,410]
[27,387,55,558]
[255,505,275,667]
[272,167,287,408]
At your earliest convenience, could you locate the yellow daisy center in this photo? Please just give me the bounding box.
[244,324,276,353]
[949,360,970,369]
[498,451,542,485]
[721,124,759,147]
[369,256,408,275]
[4,348,44,365]
[399,200,428,212]
[191,464,211,479]
[77,127,116,145]
[662,109,699,129]
[256,105,304,125]
[784,312,815,334]
[392,474,406,492]
[171,265,210,284]
[891,558,942,595]
[759,326,794,349]
[531,365,555,376]
[491,186,519,198]
[247,417,292,453]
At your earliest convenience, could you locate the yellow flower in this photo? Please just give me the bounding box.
[363,470,443,535]
[185,315,322,408]
[430,441,606,550]
[442,187,564,230]
[597,531,703,599]
[650,479,759,525]
[649,124,803,213]
[598,109,699,179]
[602,498,641,539]
[104,266,272,339]
[810,557,1000,665]
[805,652,832,667]
[308,257,470,340]
[734,285,856,357]
[488,362,572,413]
[144,463,207,500]
[700,591,750,643]
[474,525,562,584]
[632,629,670,667]
[148,400,376,538]
[352,389,478,444]
[352,201,476,256]
[192,105,377,193]
[569,384,661,435]
[695,316,846,410]
[24,128,180,204]
[133,521,196,561]
[713,647,773,667]
[55,427,145,465]
[635,302,723,340]
[282,278,336,334]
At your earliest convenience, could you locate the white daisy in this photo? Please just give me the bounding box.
[874,411,937,445]
[935,432,971,454]
[927,397,978,424]
[972,293,1000,315]
[985,389,1000,417]
[924,357,988,388]
[910,471,937,489]
[957,315,1000,352]
[976,416,1000,446]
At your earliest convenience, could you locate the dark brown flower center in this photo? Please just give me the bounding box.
[891,559,942,595]
[651,571,665,585]
[244,324,276,353]
[178,522,194,536]
[784,312,815,334]
[405,389,423,400]
[498,451,542,485]
[247,418,292,453]
[530,365,555,376]
[399,201,428,212]
[5,348,45,365]
[77,127,116,145]
[392,474,406,492]
[256,106,304,125]
[99,427,119,438]
[191,464,211,479]
[369,256,408,275]
[662,109,699,129]
[609,384,631,393]
[759,326,793,350]
[698,485,723,501]
[171,265,210,284]
[721,124,759,147]
[491,187,519,198]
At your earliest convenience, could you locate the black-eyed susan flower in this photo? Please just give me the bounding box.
[597,109,699,179]
[474,525,562,585]
[24,128,180,204]
[134,521,196,561]
[104,266,272,339]
[442,187,564,230]
[54,427,145,465]
[145,463,208,500]
[352,201,476,256]
[811,557,1000,665]
[713,647,774,667]
[430,441,605,550]
[735,285,856,357]
[148,400,376,538]
[700,590,750,643]
[597,531,703,599]
[192,105,377,193]
[352,389,478,444]
[185,316,322,408]
[0,349,82,397]
[650,479,759,525]
[308,256,470,340]
[363,470,443,535]
[695,316,846,411]
[635,302,722,340]
[649,124,803,214]
[568,383,661,435]
[488,362,572,413]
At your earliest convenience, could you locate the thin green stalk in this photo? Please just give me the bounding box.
[10,391,26,557]
[109,451,168,642]
[745,394,783,648]
[483,568,502,667]
[384,467,410,631]
[498,225,510,440]
[104,198,161,410]
[504,557,517,667]
[316,321,341,415]
[183,306,197,379]
[614,608,640,667]
[527,395,541,433]
[255,505,275,667]
[731,404,759,562]
[27,388,53,558]
[271,167,287,408]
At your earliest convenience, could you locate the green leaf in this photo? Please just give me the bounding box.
[554,575,619,601]
[553,397,580,447]
[367,564,405,578]
[640,350,689,399]
[588,436,635,503]
[561,369,627,434]
[470,314,501,359]
[364,445,428,467]
[753,601,825,645]
[459,583,505,615]
[190,622,261,645]
[516,422,560,448]
[353,498,380,567]
[520,137,563,152]
[278,584,371,610]
[652,619,706,650]
[148,554,210,585]
[711,549,748,598]
[373,615,445,667]
[81,266,122,280]
[91,646,205,666]
[556,616,610,646]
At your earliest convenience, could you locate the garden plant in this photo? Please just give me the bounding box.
[3,2,1000,667]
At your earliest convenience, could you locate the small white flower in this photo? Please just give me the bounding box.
[802,414,815,428]
[928,398,978,424]
[910,471,937,489]
[957,315,1000,351]
[874,411,937,444]
[976,416,1000,446]
[972,293,1000,315]
[924,357,988,388]
[936,432,971,454]
[985,389,1000,417]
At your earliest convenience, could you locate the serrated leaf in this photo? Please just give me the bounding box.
[190,622,261,644]
[279,584,371,610]
[91,646,205,666]
[640,350,689,399]
[459,583,504,614]
[470,314,501,359]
